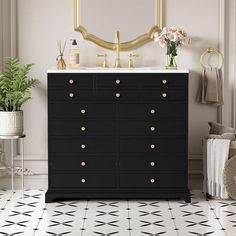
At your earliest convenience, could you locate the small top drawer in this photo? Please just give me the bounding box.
[48,74,94,89]
[140,74,188,88]
[96,74,138,89]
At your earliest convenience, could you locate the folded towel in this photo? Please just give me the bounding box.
[197,67,223,106]
[203,139,230,199]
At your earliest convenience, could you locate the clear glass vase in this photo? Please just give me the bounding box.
[166,53,177,69]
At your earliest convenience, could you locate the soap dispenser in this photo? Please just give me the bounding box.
[69,39,80,69]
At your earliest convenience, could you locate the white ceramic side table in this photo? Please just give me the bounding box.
[0,135,25,196]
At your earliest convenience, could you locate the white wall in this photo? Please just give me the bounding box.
[10,0,234,187]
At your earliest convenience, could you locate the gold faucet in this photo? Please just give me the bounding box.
[114,31,122,68]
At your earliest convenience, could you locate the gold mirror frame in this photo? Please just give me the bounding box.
[74,0,163,51]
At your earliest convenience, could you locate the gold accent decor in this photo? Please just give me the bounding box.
[74,0,163,51]
[150,127,156,131]
[150,178,156,183]
[200,47,224,69]
[81,162,86,166]
[150,162,156,166]
[162,79,167,84]
[97,54,109,68]
[81,126,86,131]
[162,93,167,98]
[56,40,67,70]
[150,144,155,149]
[69,79,74,84]
[128,54,139,68]
[114,31,122,68]
[116,93,121,98]
[69,93,74,98]
[150,109,156,114]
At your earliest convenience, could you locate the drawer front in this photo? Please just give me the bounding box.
[51,138,116,153]
[140,74,188,88]
[51,173,116,188]
[49,103,116,119]
[49,120,116,136]
[95,90,186,101]
[50,154,116,171]
[120,173,186,188]
[141,90,186,101]
[48,74,93,88]
[49,90,94,101]
[96,73,188,89]
[96,90,139,101]
[119,156,186,171]
[120,138,186,153]
[118,103,186,119]
[96,74,138,89]
[119,121,186,136]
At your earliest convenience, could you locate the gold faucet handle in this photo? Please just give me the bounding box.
[128,54,139,68]
[97,54,109,68]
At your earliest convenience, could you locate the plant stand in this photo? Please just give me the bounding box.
[0,135,26,197]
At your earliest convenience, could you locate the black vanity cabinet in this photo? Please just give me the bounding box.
[46,72,190,203]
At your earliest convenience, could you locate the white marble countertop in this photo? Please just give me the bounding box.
[47,67,189,74]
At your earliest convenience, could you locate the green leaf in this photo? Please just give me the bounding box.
[0,57,40,111]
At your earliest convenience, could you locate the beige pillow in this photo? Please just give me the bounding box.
[208,121,236,135]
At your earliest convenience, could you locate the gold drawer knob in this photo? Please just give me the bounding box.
[162,93,167,98]
[69,93,74,98]
[81,178,86,183]
[150,144,156,149]
[81,109,86,114]
[81,126,86,132]
[150,109,156,114]
[150,178,156,184]
[81,162,86,167]
[162,79,167,84]
[116,79,121,84]
[150,127,156,132]
[81,144,86,149]
[116,93,121,98]
[69,79,74,84]
[150,162,156,167]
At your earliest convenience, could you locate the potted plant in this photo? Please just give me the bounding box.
[0,57,40,136]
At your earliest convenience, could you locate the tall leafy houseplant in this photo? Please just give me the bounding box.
[0,57,40,135]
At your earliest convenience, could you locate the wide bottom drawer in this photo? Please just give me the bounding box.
[120,173,186,188]
[51,173,116,188]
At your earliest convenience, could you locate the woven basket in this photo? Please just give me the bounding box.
[223,141,236,200]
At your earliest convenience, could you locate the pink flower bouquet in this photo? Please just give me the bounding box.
[154,27,191,68]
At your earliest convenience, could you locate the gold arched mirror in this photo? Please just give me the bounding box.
[74,0,163,51]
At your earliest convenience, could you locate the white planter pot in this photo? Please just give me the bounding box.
[0,111,23,136]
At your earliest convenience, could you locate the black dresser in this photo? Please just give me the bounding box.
[46,71,190,203]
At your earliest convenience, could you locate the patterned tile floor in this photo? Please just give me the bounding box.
[0,190,235,235]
